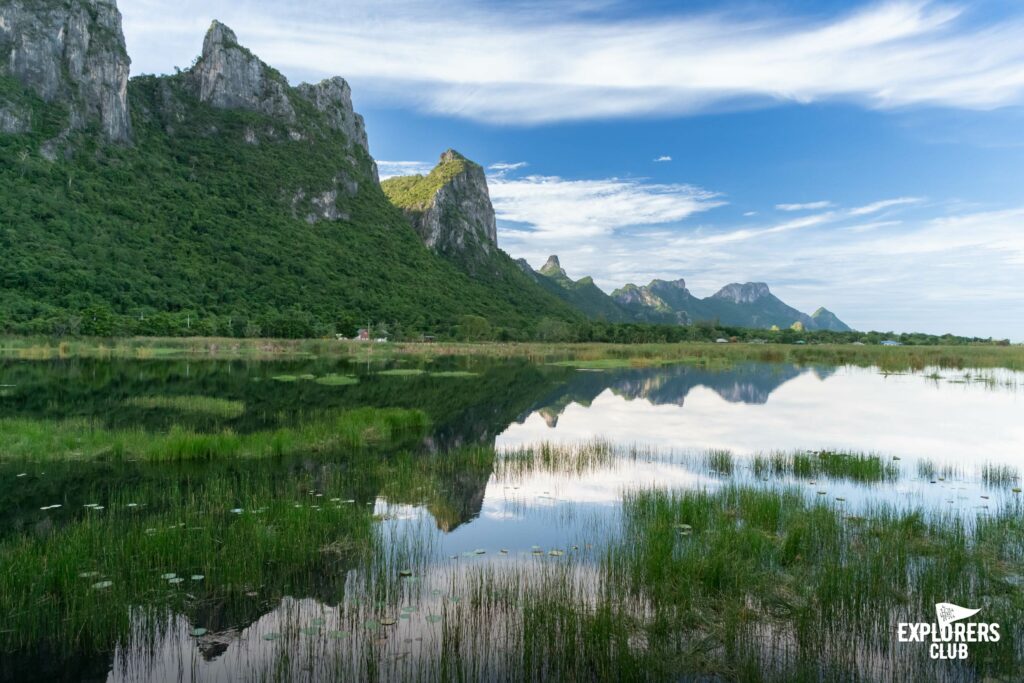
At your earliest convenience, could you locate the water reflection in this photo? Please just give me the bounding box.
[2,358,1022,681]
[501,365,1024,463]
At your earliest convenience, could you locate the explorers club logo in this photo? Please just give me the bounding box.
[897,603,1001,660]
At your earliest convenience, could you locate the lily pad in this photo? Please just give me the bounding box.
[161,573,177,580]
[426,615,442,624]
[300,626,319,636]
[548,549,565,557]
[328,630,349,639]
[79,571,100,578]
[168,577,184,584]
[381,617,397,626]
[262,633,280,641]
[398,569,413,577]
[311,618,326,626]
[92,580,113,590]
[190,628,208,637]
[191,574,205,581]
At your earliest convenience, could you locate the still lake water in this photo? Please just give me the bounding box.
[1,357,1021,681]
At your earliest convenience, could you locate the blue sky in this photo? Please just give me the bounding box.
[119,0,1024,338]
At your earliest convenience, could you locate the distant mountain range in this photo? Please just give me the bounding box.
[519,256,852,332]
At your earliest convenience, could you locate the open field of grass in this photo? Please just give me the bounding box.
[3,335,1023,371]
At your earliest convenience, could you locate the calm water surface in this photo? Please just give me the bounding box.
[1,357,1021,681]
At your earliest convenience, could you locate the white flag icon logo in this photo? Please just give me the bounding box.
[936,603,982,629]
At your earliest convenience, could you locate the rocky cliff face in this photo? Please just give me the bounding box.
[380,149,497,259]
[539,255,567,278]
[0,0,131,143]
[190,21,295,122]
[295,77,370,154]
[711,282,772,304]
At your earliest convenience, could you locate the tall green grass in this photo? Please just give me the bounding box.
[0,467,374,655]
[123,395,246,418]
[752,449,899,483]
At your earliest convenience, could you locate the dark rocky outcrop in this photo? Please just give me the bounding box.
[0,0,131,142]
[189,21,295,122]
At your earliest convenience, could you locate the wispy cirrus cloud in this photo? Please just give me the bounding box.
[488,175,725,239]
[776,200,834,211]
[488,161,529,174]
[654,156,672,162]
[121,1,1024,124]
[848,196,924,215]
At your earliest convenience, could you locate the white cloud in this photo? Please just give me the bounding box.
[848,196,924,215]
[488,174,725,239]
[498,191,1024,339]
[776,200,834,211]
[654,155,672,162]
[743,211,758,217]
[376,160,434,179]
[120,1,1024,124]
[488,161,529,173]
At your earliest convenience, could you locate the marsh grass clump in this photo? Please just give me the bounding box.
[124,395,245,418]
[752,450,899,483]
[982,463,1021,488]
[916,458,962,482]
[0,408,428,462]
[496,440,616,478]
[378,368,426,377]
[612,485,1023,680]
[705,450,734,475]
[314,374,359,386]
[427,370,480,378]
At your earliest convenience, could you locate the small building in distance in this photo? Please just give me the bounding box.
[356,328,371,341]
[880,340,903,347]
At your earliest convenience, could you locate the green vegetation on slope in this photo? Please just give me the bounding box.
[379,152,470,211]
[0,75,573,339]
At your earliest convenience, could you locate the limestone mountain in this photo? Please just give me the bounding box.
[381,149,496,259]
[518,256,638,323]
[810,307,853,332]
[520,254,851,331]
[0,4,576,337]
[613,278,850,331]
[614,277,850,331]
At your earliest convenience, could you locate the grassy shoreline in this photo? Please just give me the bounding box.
[0,408,428,462]
[2,335,1022,370]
